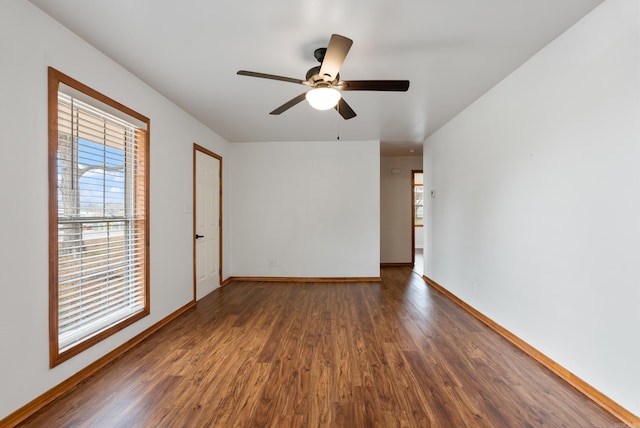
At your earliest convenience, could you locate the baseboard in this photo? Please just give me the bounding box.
[227,276,381,283]
[1,301,195,427]
[221,277,232,287]
[380,262,412,268]
[422,275,639,426]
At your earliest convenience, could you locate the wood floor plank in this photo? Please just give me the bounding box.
[17,268,623,427]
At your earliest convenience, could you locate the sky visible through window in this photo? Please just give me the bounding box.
[58,138,126,217]
[78,138,125,214]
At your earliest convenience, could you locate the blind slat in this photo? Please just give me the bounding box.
[60,288,145,327]
[59,260,145,287]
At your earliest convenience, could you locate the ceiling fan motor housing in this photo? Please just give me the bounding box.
[306,65,339,87]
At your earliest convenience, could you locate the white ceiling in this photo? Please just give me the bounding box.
[29,0,603,156]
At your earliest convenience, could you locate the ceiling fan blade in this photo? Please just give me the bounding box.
[319,34,353,82]
[339,80,410,91]
[237,70,307,85]
[335,98,356,120]
[269,92,308,115]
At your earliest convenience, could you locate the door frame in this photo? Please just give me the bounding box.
[193,144,223,302]
[411,169,423,267]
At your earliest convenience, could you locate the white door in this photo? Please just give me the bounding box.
[195,149,220,300]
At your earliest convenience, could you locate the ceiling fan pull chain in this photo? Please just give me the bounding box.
[336,103,340,140]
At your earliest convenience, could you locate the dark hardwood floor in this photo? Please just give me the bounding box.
[20,268,621,427]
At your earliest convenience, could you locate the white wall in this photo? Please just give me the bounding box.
[0,0,230,419]
[380,156,423,263]
[424,0,640,415]
[229,140,380,278]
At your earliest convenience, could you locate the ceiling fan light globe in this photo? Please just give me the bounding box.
[306,87,341,110]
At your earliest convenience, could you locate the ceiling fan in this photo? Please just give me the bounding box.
[237,34,410,120]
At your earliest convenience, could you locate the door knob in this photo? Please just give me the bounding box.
[195,234,205,239]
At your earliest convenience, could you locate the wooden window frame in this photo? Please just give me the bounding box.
[48,67,150,367]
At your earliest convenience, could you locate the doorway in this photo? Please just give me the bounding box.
[194,144,222,301]
[412,170,424,274]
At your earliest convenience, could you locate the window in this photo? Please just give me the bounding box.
[48,68,150,367]
[413,172,424,227]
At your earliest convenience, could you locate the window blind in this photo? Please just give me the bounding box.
[55,91,147,352]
